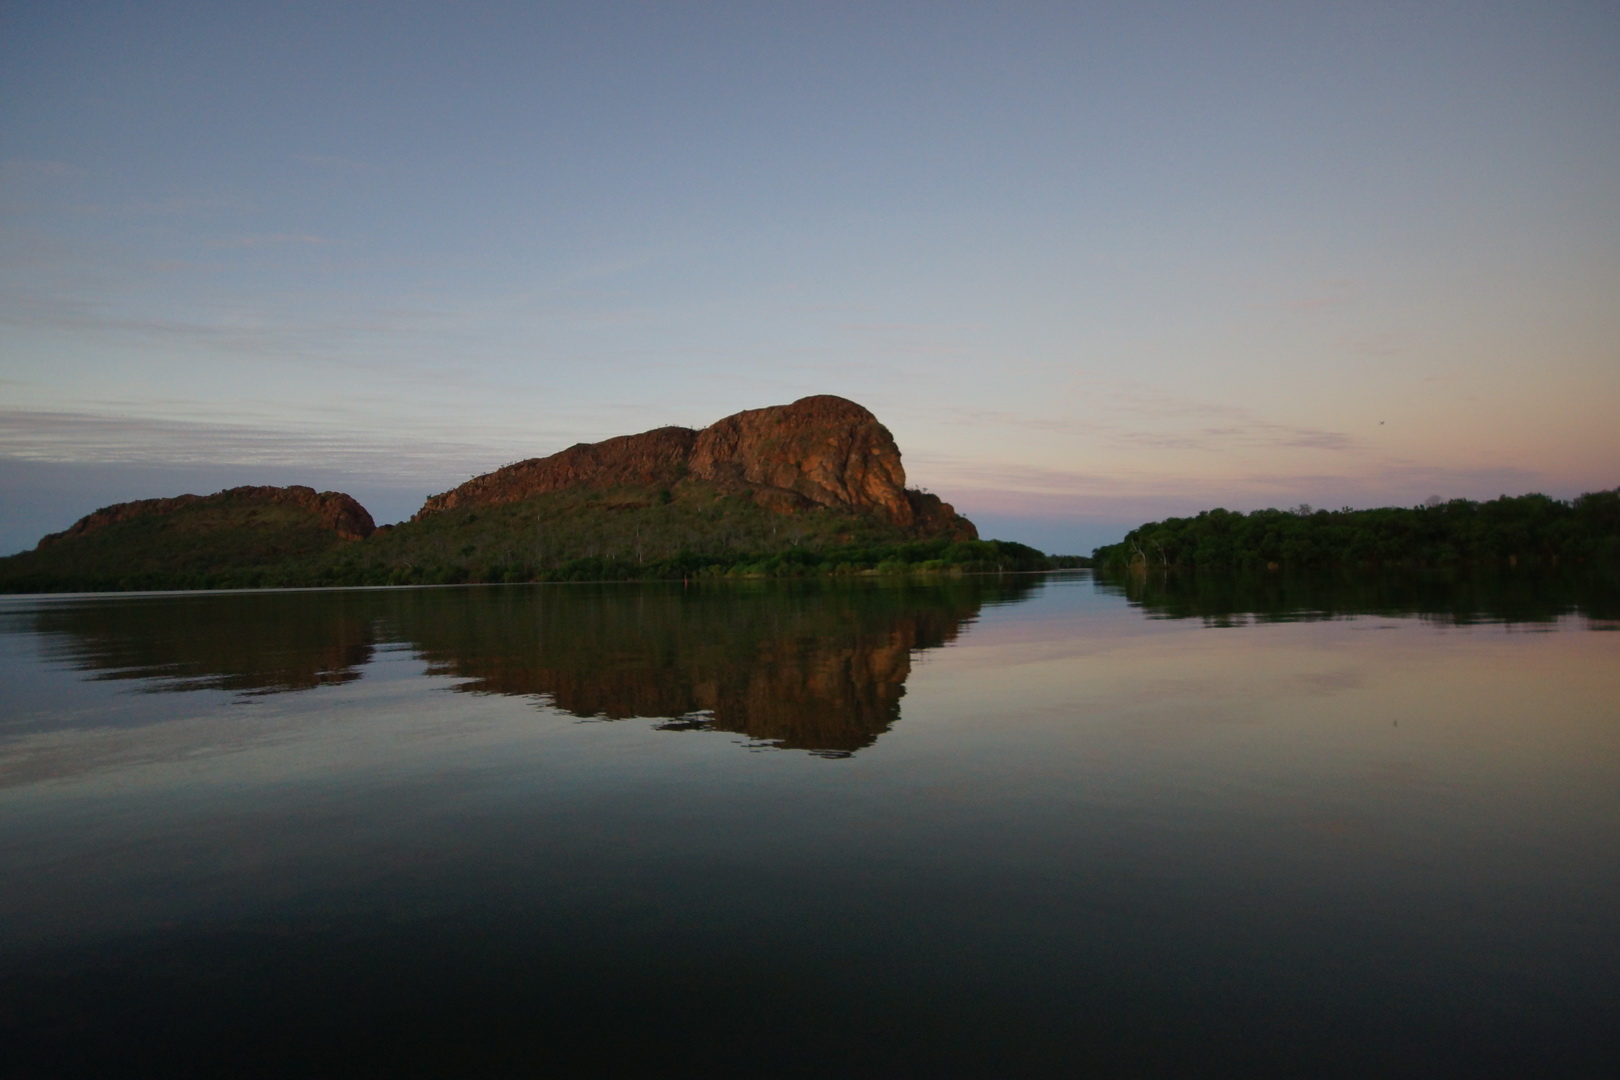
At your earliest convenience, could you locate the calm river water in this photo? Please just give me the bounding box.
[2,573,1616,1077]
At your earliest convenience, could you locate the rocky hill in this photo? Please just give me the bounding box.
[0,397,1054,592]
[40,486,375,546]
[0,486,375,592]
[415,395,975,539]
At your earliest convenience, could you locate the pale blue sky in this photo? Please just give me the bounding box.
[3,1,1617,553]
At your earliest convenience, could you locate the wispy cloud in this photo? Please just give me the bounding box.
[211,233,335,248]
[0,292,473,362]
[294,153,371,172]
[909,456,1156,497]
[913,449,1554,521]
[23,194,254,217]
[0,409,528,484]
[148,259,227,272]
[563,252,665,284]
[795,302,879,315]
[934,397,1365,457]
[837,322,959,333]
[833,320,978,358]
[0,159,89,183]
[1349,332,1407,357]
[129,195,251,216]
[1282,278,1358,311]
[1114,423,1358,454]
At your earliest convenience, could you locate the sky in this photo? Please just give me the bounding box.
[2,1,1617,555]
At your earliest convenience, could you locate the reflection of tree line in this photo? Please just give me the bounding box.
[35,580,1038,755]
[33,592,378,696]
[1097,567,1620,625]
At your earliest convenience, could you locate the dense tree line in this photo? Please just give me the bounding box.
[1093,488,1620,571]
[292,536,1053,589]
[0,537,1051,593]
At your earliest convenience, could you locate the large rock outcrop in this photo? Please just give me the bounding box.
[686,396,913,523]
[416,395,976,539]
[38,485,376,547]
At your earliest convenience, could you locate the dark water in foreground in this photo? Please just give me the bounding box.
[1,573,1616,1077]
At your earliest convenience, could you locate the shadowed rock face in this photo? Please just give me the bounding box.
[414,427,698,518]
[39,486,376,546]
[1,486,378,593]
[415,395,976,539]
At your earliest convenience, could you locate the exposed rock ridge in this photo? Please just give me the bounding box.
[39,485,376,548]
[416,427,697,517]
[415,395,976,539]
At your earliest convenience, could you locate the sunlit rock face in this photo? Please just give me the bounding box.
[686,395,913,524]
[39,486,376,546]
[414,395,977,540]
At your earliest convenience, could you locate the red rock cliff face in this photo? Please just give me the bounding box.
[687,396,914,524]
[415,395,976,539]
[39,485,376,547]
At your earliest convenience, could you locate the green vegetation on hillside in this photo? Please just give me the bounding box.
[0,480,1052,592]
[1092,488,1620,572]
[0,493,360,593]
[321,481,1047,586]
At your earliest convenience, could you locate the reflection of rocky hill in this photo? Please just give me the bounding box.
[31,591,378,695]
[30,580,1041,755]
[387,581,1025,756]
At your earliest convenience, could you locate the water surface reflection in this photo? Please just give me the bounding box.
[0,575,1616,1076]
[30,590,379,695]
[1097,566,1620,626]
[27,579,1038,756]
